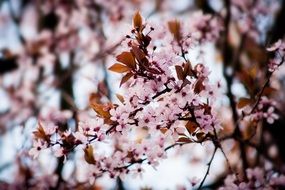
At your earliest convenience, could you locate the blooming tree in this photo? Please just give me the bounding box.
[1,0,285,189]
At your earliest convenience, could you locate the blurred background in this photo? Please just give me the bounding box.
[0,0,285,189]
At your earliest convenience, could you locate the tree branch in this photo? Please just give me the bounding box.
[197,146,218,190]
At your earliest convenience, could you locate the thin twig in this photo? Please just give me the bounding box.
[197,147,218,190]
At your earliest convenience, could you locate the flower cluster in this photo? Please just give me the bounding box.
[189,11,223,43]
[30,11,224,179]
[251,96,279,124]
[219,167,285,190]
[1,0,285,188]
[237,39,285,125]
[231,0,279,41]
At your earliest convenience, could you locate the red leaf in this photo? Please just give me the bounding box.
[109,63,130,73]
[120,72,134,87]
[237,98,253,109]
[175,65,184,80]
[194,77,205,94]
[177,136,193,143]
[116,52,136,69]
[262,87,277,96]
[160,127,168,134]
[33,122,50,142]
[84,145,96,165]
[90,102,111,119]
[185,121,198,134]
[184,61,193,77]
[131,45,147,64]
[168,20,181,41]
[116,94,125,103]
[133,11,142,29]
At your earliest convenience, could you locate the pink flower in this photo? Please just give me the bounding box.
[137,107,156,128]
[189,11,222,42]
[110,107,129,124]
[73,131,88,144]
[220,167,285,189]
[263,106,279,124]
[252,97,279,124]
[131,165,145,178]
[29,140,48,159]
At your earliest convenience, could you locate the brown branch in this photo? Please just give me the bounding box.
[197,146,218,190]
[222,0,248,178]
[250,77,271,114]
[152,86,171,99]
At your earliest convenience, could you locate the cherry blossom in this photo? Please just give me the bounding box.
[29,140,48,159]
[219,167,285,190]
[1,0,285,189]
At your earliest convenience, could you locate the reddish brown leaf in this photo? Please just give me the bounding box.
[160,127,168,134]
[202,104,212,115]
[90,102,111,119]
[109,63,130,73]
[116,94,125,103]
[184,61,194,77]
[131,45,147,64]
[133,11,142,29]
[120,72,134,87]
[181,79,191,88]
[98,81,109,97]
[84,145,96,165]
[177,136,193,143]
[187,65,195,77]
[244,121,257,139]
[33,122,49,142]
[89,92,101,104]
[237,97,253,109]
[116,52,136,69]
[262,87,277,96]
[185,121,198,134]
[175,65,184,80]
[194,77,205,94]
[168,20,181,41]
